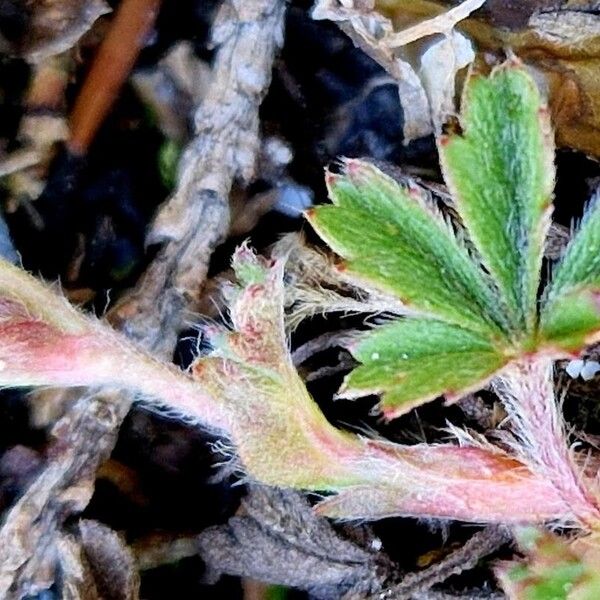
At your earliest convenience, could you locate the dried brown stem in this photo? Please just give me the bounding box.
[0,391,131,597]
[374,527,510,600]
[68,0,162,155]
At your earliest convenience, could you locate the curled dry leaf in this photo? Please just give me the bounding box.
[378,0,600,158]
[198,486,389,599]
[312,0,481,140]
[79,520,140,600]
[55,533,102,600]
[42,520,139,600]
[419,30,474,130]
[383,0,486,47]
[0,393,129,598]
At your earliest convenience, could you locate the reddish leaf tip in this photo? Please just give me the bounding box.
[333,259,348,273]
[324,170,339,186]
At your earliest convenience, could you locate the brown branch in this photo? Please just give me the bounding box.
[68,0,162,155]
[1,55,71,207]
[110,0,286,357]
[0,0,286,594]
[292,330,356,366]
[0,391,131,597]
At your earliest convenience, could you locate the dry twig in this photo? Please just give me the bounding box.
[373,527,510,600]
[68,0,163,155]
[111,0,286,357]
[0,391,131,597]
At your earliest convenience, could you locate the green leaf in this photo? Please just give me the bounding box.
[541,196,600,352]
[440,62,554,335]
[540,290,600,353]
[307,160,508,336]
[497,529,600,600]
[340,318,509,418]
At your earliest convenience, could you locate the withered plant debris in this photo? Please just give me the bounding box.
[312,0,482,141]
[21,0,110,63]
[110,0,287,357]
[197,486,391,599]
[78,519,140,600]
[0,392,130,598]
[376,0,600,158]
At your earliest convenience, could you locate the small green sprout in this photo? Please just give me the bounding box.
[496,529,600,600]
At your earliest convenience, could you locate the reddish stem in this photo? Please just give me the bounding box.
[496,358,600,530]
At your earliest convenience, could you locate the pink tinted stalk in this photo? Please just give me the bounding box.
[495,358,600,530]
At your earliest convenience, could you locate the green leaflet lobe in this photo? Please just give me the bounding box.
[440,63,554,335]
[341,318,508,418]
[498,530,600,600]
[307,160,508,336]
[541,195,600,351]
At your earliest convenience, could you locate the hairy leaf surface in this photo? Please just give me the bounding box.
[341,318,508,418]
[306,160,508,336]
[541,196,600,352]
[316,443,571,523]
[440,63,554,335]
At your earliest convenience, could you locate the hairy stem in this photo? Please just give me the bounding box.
[495,358,600,529]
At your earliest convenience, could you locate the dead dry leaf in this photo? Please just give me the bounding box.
[419,30,474,130]
[377,0,600,157]
[312,0,431,140]
[198,486,392,599]
[0,393,131,598]
[56,533,101,600]
[312,0,482,141]
[385,0,485,46]
[79,520,140,600]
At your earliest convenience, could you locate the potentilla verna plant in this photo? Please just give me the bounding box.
[1,59,600,597]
